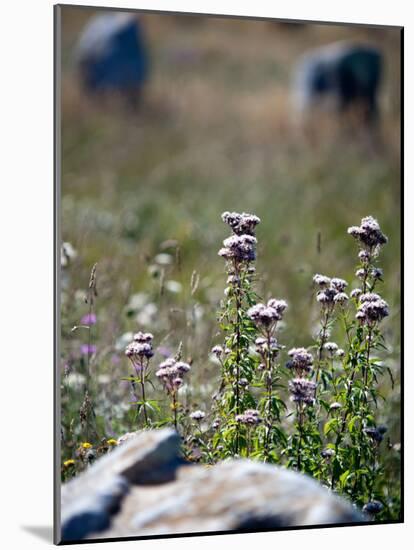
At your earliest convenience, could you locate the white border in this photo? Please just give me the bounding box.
[1,1,410,548]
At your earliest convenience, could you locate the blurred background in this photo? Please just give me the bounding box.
[59,8,401,458]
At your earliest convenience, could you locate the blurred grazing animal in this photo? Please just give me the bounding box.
[293,43,382,124]
[75,13,149,105]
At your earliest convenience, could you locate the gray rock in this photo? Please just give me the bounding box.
[61,429,181,541]
[60,429,363,542]
[97,459,362,538]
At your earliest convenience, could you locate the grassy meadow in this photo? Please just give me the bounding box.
[59,8,401,515]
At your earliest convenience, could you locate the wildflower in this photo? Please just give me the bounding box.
[221,211,261,236]
[321,448,335,459]
[288,378,317,405]
[362,501,384,515]
[358,250,370,263]
[350,288,362,299]
[355,268,366,279]
[313,274,331,288]
[81,442,92,449]
[125,341,154,360]
[371,267,384,280]
[329,402,342,410]
[156,357,191,394]
[211,418,220,430]
[286,347,313,374]
[356,293,389,325]
[348,216,388,248]
[316,287,337,304]
[106,439,118,446]
[331,278,348,292]
[80,344,97,356]
[81,312,97,325]
[220,234,257,262]
[235,409,262,425]
[334,292,349,304]
[248,298,287,329]
[211,345,224,358]
[239,378,249,388]
[324,342,338,354]
[172,377,183,388]
[190,410,206,421]
[63,459,75,468]
[336,348,345,358]
[133,331,154,343]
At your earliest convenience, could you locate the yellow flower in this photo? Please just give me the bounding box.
[63,459,75,468]
[81,442,92,449]
[107,439,118,446]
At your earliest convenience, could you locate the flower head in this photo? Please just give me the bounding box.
[313,274,331,288]
[156,357,191,394]
[348,216,388,249]
[235,409,262,426]
[288,378,317,405]
[221,211,261,236]
[324,342,338,354]
[286,347,313,374]
[190,410,206,421]
[248,298,287,329]
[356,293,389,325]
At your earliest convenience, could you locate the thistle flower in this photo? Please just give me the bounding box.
[331,278,348,292]
[313,274,331,288]
[125,341,154,361]
[133,331,154,343]
[350,288,362,299]
[316,287,337,305]
[358,250,370,263]
[348,216,388,249]
[235,409,262,425]
[286,347,313,374]
[248,298,287,329]
[221,211,261,236]
[81,344,97,356]
[288,378,317,405]
[190,410,206,421]
[356,293,389,325]
[81,312,97,325]
[371,267,384,280]
[156,357,191,394]
[334,292,349,304]
[211,345,224,358]
[324,342,338,354]
[321,448,335,459]
[219,234,257,262]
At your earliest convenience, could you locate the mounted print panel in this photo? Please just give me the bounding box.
[54,4,403,545]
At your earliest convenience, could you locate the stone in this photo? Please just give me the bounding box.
[60,429,364,542]
[61,429,181,541]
